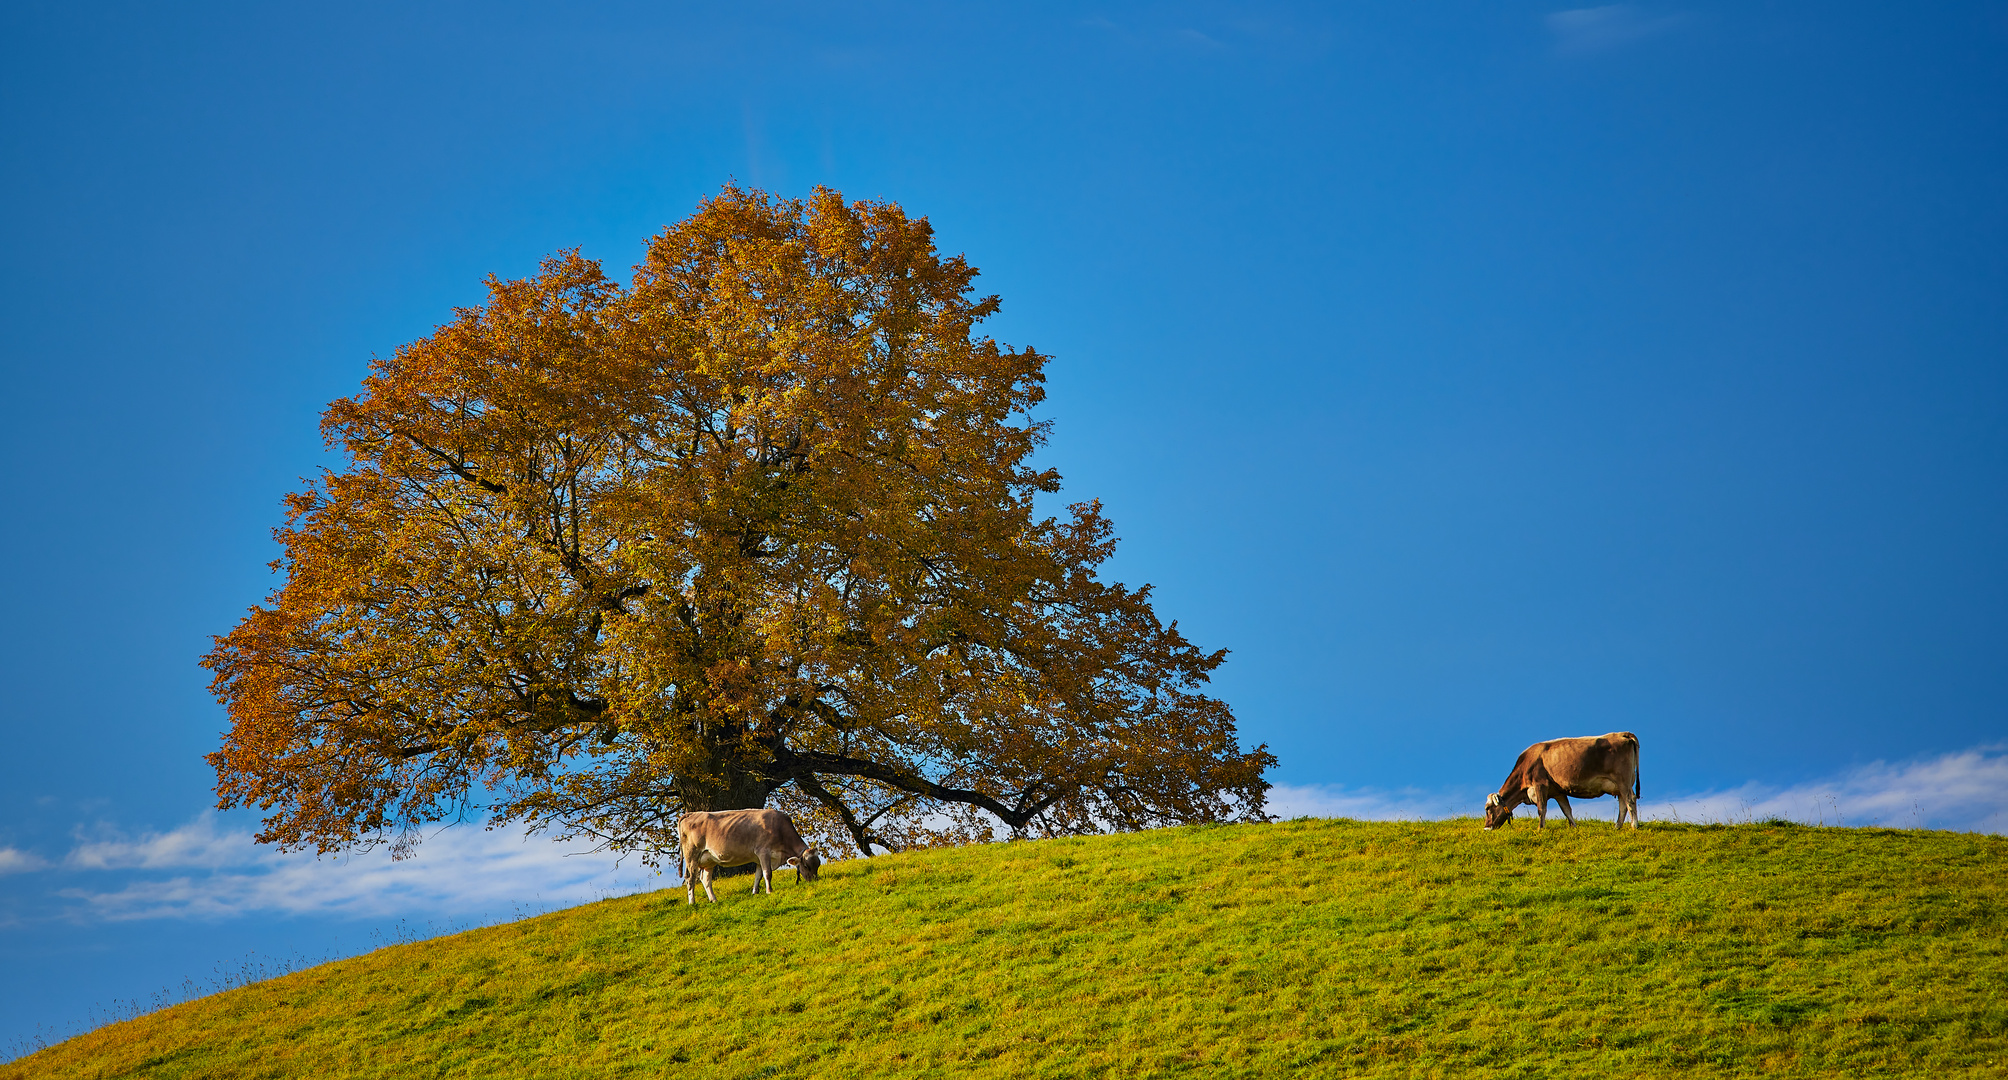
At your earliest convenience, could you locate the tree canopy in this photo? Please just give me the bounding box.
[203,185,1273,861]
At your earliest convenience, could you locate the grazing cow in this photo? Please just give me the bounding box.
[1483,732,1641,830]
[678,809,823,904]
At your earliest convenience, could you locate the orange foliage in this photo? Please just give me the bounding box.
[203,186,1272,862]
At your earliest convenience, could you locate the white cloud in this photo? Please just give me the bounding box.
[1270,745,2008,834]
[53,817,660,922]
[65,817,257,871]
[1267,782,1466,822]
[1648,745,2008,832]
[0,848,49,875]
[1547,5,1687,54]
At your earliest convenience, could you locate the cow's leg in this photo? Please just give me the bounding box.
[1557,795,1576,828]
[1601,780,1632,828]
[702,866,719,904]
[1536,796,1548,830]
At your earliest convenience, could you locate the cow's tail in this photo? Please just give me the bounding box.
[1632,733,1641,801]
[672,813,690,884]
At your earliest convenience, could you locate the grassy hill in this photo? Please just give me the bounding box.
[8,818,2006,1079]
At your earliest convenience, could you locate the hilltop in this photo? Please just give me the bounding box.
[8,818,2005,1078]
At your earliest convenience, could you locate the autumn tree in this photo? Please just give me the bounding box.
[204,185,1273,862]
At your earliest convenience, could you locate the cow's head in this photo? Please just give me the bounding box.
[790,849,822,883]
[1482,792,1515,831]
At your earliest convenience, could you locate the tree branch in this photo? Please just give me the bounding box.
[772,747,1067,831]
[792,773,894,856]
[396,431,508,493]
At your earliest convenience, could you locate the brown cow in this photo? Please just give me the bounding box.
[678,809,823,904]
[1483,732,1640,830]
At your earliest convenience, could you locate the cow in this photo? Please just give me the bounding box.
[677,809,823,904]
[1483,732,1641,830]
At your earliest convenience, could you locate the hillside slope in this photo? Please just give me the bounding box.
[9,819,2005,1079]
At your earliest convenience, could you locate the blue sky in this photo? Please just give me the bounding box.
[3,0,2005,1051]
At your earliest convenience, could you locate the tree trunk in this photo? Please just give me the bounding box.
[675,765,772,812]
[675,760,772,877]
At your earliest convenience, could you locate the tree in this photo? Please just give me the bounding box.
[203,185,1273,863]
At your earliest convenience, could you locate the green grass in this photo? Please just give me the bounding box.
[10,818,2007,1078]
